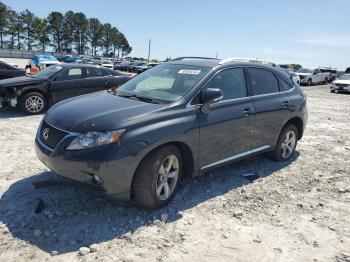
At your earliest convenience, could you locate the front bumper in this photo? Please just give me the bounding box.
[35,121,138,201]
[331,85,350,92]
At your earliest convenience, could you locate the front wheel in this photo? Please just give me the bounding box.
[307,79,312,86]
[20,92,47,115]
[268,125,298,162]
[132,145,182,209]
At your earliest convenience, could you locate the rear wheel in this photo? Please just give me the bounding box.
[268,125,298,162]
[20,92,46,115]
[132,145,182,209]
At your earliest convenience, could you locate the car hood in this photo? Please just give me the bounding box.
[334,79,350,85]
[296,72,312,76]
[0,76,46,87]
[45,91,167,133]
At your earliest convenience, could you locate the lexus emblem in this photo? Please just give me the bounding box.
[42,128,49,140]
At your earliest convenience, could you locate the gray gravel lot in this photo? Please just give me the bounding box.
[0,85,349,262]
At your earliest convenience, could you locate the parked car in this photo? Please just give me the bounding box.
[96,60,114,69]
[319,68,338,82]
[32,55,61,69]
[0,64,132,114]
[296,68,329,85]
[344,67,350,74]
[135,62,159,73]
[330,74,350,93]
[129,61,146,72]
[35,57,307,209]
[0,60,26,80]
[115,61,131,71]
[287,70,300,85]
[63,57,82,63]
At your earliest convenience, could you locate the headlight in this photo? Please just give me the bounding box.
[66,129,125,150]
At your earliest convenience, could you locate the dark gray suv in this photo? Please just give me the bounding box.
[35,57,308,209]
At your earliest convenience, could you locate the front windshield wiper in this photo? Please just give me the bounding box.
[118,94,160,104]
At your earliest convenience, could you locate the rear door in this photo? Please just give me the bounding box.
[199,67,255,169]
[247,67,291,148]
[82,67,110,94]
[50,67,86,103]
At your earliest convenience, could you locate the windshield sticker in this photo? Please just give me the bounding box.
[178,69,201,75]
[55,66,63,70]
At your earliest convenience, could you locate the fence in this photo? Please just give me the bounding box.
[0,49,73,60]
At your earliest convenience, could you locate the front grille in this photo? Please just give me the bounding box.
[40,121,68,149]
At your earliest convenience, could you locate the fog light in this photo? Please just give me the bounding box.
[93,175,103,185]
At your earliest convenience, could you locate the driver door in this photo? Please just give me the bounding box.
[199,67,255,170]
[50,67,86,103]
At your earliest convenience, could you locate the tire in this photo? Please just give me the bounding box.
[324,78,328,85]
[330,90,335,93]
[132,145,182,209]
[307,79,312,86]
[20,92,46,115]
[268,125,298,162]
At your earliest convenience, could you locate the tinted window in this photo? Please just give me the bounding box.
[102,69,110,76]
[86,67,103,78]
[248,68,279,95]
[280,79,293,91]
[55,68,83,81]
[206,68,247,100]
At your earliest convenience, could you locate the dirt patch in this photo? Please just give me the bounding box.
[0,85,349,261]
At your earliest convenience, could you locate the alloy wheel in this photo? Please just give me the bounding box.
[281,131,296,159]
[156,155,179,201]
[25,95,44,113]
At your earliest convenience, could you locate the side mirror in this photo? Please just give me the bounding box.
[203,88,223,105]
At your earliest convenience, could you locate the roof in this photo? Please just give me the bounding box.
[168,58,220,67]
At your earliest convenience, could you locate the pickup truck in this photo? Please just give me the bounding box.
[296,68,329,85]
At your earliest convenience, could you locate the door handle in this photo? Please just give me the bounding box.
[242,108,255,116]
[282,101,290,109]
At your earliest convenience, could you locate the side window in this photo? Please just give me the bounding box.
[86,67,103,78]
[279,79,293,91]
[248,68,279,95]
[102,69,111,76]
[206,68,247,100]
[55,68,83,81]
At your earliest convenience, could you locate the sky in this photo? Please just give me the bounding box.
[2,0,350,70]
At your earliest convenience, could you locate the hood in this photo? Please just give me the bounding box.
[45,91,166,132]
[0,76,46,87]
[333,79,350,85]
[296,72,312,76]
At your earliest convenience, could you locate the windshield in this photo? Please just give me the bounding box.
[298,68,312,73]
[118,64,210,103]
[103,60,112,64]
[339,74,350,80]
[31,65,63,78]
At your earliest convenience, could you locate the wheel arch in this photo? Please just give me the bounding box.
[19,88,50,104]
[283,117,304,140]
[130,141,195,199]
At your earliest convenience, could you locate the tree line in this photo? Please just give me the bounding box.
[0,1,132,58]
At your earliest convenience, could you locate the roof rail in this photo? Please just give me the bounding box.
[219,57,280,67]
[171,56,218,61]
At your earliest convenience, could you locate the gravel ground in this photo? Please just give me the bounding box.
[0,85,349,262]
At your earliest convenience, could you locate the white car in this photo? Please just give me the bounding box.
[330,74,350,93]
[96,60,113,69]
[288,70,300,85]
[296,68,329,85]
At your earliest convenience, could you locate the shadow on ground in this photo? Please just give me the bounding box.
[0,152,299,254]
[0,107,32,119]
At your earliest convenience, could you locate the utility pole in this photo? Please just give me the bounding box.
[216,53,218,59]
[148,39,151,62]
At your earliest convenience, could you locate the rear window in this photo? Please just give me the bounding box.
[248,68,279,95]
